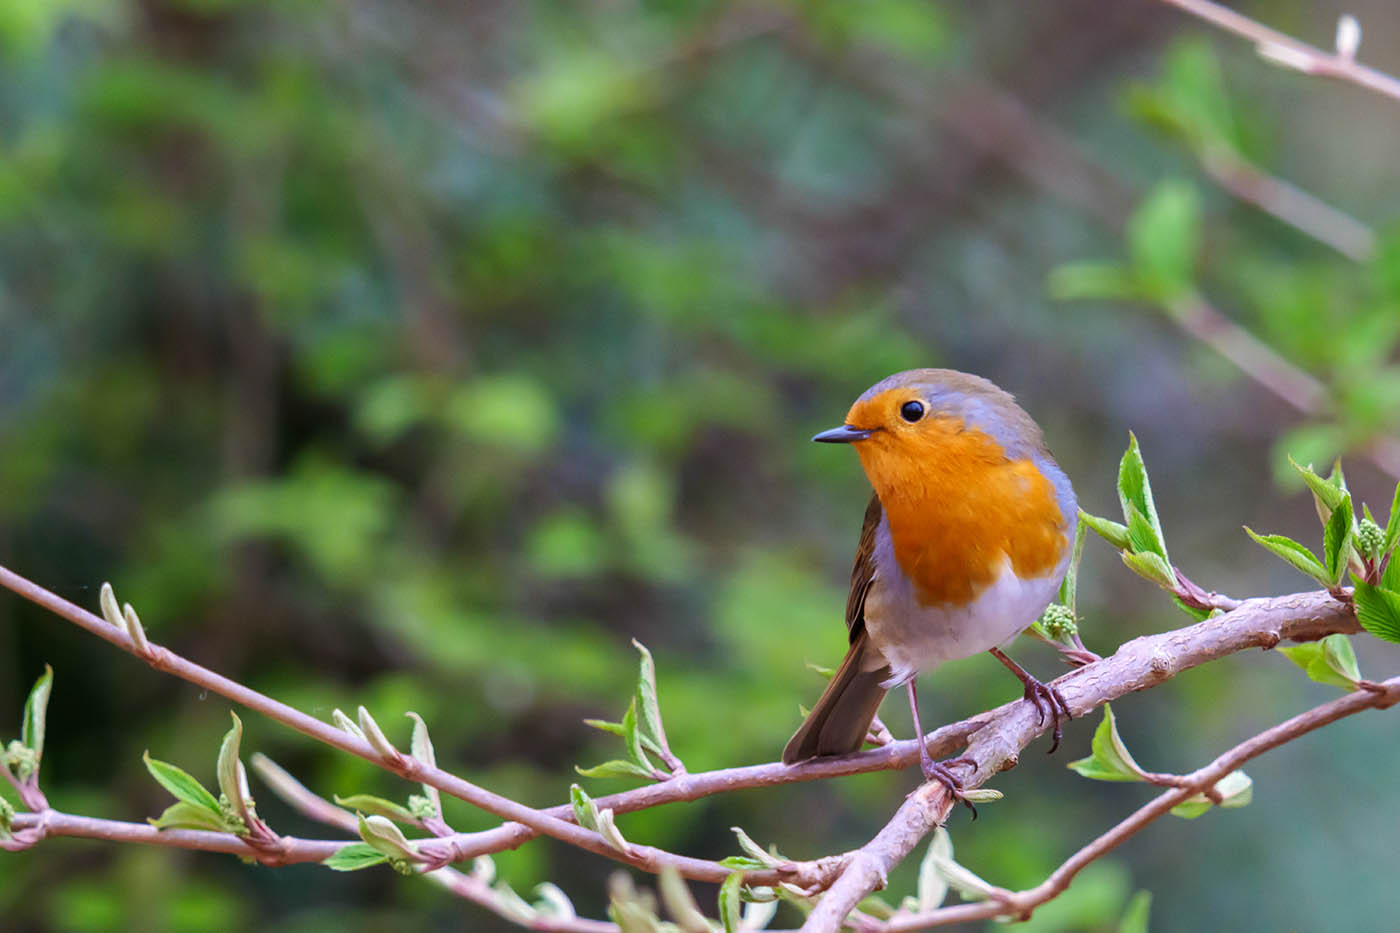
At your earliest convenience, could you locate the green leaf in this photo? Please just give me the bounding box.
[1322,495,1355,585]
[1289,456,1348,519]
[533,883,577,920]
[718,856,767,870]
[1170,770,1252,818]
[216,712,243,810]
[1243,528,1329,584]
[1383,550,1400,591]
[324,842,391,871]
[657,866,709,933]
[333,794,419,824]
[921,826,999,901]
[1127,180,1201,299]
[631,639,665,759]
[1384,481,1400,556]
[595,807,631,854]
[1321,633,1362,684]
[1046,262,1143,302]
[1117,434,1169,563]
[1121,550,1177,589]
[1278,636,1359,690]
[718,872,744,933]
[569,783,599,831]
[583,718,626,737]
[143,751,221,813]
[20,665,52,766]
[493,881,539,923]
[574,759,655,780]
[1067,704,1148,782]
[1119,890,1153,933]
[149,800,230,832]
[1352,580,1400,643]
[1080,510,1131,550]
[730,825,783,868]
[99,582,123,628]
[915,825,952,911]
[405,712,441,817]
[1059,521,1088,613]
[357,812,417,861]
[1124,503,1167,559]
[620,698,653,773]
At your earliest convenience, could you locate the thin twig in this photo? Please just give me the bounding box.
[1158,0,1400,104]
[794,589,1360,931]
[881,675,1400,930]
[7,810,345,864]
[1168,296,1400,479]
[251,752,621,932]
[0,564,1365,903]
[1198,146,1374,260]
[0,565,764,885]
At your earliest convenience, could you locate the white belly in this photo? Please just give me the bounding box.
[861,542,1063,688]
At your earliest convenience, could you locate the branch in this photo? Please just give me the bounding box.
[1158,0,1400,104]
[1196,145,1374,261]
[7,810,344,864]
[0,565,760,885]
[881,675,1400,930]
[794,589,1360,931]
[250,753,621,933]
[0,563,1365,907]
[1167,297,1400,479]
[775,19,1400,480]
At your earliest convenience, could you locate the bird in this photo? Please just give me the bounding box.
[782,368,1079,800]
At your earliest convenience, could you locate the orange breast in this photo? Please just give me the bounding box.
[854,417,1067,606]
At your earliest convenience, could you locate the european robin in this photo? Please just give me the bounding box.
[783,369,1078,798]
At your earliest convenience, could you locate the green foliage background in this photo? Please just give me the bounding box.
[2,1,1400,930]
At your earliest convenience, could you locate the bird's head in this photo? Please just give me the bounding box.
[814,368,1051,495]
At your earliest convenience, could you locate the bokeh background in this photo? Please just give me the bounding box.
[3,1,1400,930]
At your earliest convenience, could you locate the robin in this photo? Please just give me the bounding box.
[782,369,1078,797]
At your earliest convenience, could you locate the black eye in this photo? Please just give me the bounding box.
[900,401,925,423]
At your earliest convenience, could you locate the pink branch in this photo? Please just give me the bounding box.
[1159,0,1400,104]
[882,675,1400,930]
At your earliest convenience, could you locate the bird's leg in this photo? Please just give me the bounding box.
[905,680,977,817]
[988,647,1073,753]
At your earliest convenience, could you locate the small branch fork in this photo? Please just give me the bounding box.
[874,675,1400,931]
[0,562,1381,931]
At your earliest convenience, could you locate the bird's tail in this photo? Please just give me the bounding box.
[782,632,891,763]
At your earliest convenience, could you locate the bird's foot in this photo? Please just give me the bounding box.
[914,741,979,818]
[1022,677,1073,754]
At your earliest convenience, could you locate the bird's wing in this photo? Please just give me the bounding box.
[844,493,882,643]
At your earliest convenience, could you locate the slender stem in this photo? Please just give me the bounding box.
[250,752,620,932]
[881,676,1400,931]
[7,810,345,863]
[1159,0,1400,104]
[0,565,758,884]
[1198,146,1374,261]
[0,563,1366,901]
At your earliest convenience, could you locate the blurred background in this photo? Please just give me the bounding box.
[3,0,1400,930]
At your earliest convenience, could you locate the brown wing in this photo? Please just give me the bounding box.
[844,493,882,642]
[782,492,889,763]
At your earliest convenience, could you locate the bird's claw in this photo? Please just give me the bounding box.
[913,745,979,818]
[1022,678,1073,753]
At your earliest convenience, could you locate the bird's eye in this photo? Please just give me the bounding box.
[899,400,925,423]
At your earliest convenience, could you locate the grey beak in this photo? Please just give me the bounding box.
[812,424,874,443]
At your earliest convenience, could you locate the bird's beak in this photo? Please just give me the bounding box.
[812,424,874,443]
